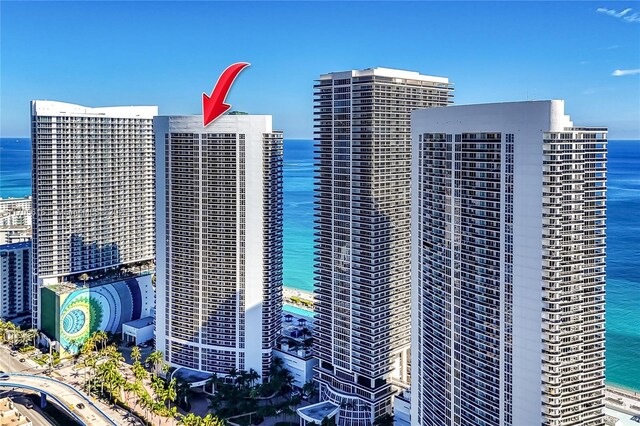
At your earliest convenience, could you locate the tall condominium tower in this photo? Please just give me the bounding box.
[155,115,283,381]
[411,101,607,426]
[31,101,157,329]
[309,68,453,425]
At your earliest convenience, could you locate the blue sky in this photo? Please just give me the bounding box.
[1,1,639,139]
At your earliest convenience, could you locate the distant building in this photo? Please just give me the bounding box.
[309,67,453,425]
[155,115,283,382]
[30,101,157,332]
[0,226,31,246]
[0,197,32,246]
[0,242,31,320]
[0,196,32,227]
[411,101,607,426]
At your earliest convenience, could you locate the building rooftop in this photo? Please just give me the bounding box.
[0,397,32,426]
[0,196,31,203]
[319,67,450,84]
[171,367,211,386]
[31,100,157,119]
[123,317,154,329]
[0,241,31,252]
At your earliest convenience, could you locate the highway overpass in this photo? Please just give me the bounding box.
[0,373,118,426]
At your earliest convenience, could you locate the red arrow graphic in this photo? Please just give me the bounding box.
[202,62,251,127]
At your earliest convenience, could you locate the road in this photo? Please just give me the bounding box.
[0,390,53,426]
[0,373,118,426]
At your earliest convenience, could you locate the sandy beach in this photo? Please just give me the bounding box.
[283,286,314,311]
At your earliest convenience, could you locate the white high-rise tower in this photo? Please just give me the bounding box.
[411,101,607,426]
[155,115,283,381]
[30,101,157,329]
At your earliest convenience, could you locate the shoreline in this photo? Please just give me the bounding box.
[606,383,640,399]
[605,384,640,418]
[283,286,314,312]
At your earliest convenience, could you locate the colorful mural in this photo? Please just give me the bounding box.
[41,273,154,353]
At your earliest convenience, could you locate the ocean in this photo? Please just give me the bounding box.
[1,138,638,391]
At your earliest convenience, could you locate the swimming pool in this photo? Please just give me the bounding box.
[283,304,315,318]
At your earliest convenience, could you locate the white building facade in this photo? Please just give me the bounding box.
[0,242,31,320]
[411,101,607,426]
[30,101,157,329]
[155,115,283,381]
[311,68,453,425]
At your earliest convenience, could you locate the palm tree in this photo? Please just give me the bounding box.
[131,346,142,363]
[92,330,108,351]
[227,367,238,385]
[303,380,318,400]
[146,350,163,377]
[165,377,177,408]
[175,378,192,410]
[247,368,260,388]
[201,414,225,426]
[178,413,201,426]
[4,322,17,348]
[15,330,30,348]
[79,272,90,286]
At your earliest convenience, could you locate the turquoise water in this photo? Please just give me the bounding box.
[1,138,638,391]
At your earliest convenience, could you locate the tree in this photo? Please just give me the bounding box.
[146,350,163,377]
[4,322,17,347]
[321,416,337,426]
[246,368,260,388]
[178,413,201,426]
[201,414,225,426]
[25,328,39,348]
[92,330,108,351]
[179,413,224,426]
[303,380,318,400]
[131,346,142,363]
[175,378,192,410]
[79,272,90,286]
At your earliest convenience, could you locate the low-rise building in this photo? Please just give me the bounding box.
[122,316,154,346]
[40,267,154,354]
[0,397,32,426]
[393,389,411,426]
[273,311,317,390]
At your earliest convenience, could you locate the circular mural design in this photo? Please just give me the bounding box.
[62,308,86,334]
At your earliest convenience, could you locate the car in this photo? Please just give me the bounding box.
[10,352,17,356]
[0,374,10,381]
[76,403,85,409]
[19,358,26,363]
